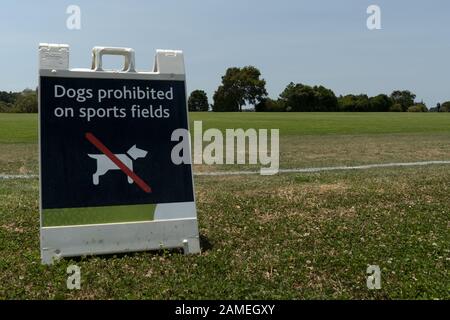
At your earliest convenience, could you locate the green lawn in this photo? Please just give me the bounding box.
[190,112,450,135]
[1,112,450,144]
[2,112,450,174]
[0,114,37,144]
[0,113,449,299]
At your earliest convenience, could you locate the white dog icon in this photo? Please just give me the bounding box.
[88,145,148,185]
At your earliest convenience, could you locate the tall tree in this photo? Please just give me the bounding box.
[279,83,315,112]
[313,85,338,111]
[188,90,209,112]
[0,91,19,105]
[369,94,392,112]
[440,101,450,112]
[212,66,267,112]
[0,101,11,112]
[212,86,234,112]
[390,90,416,112]
[337,94,370,112]
[279,83,337,112]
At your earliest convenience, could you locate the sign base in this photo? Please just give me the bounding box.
[41,218,200,264]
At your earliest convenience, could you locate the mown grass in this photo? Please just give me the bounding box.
[2,112,450,144]
[2,113,450,174]
[0,166,448,299]
[0,114,37,144]
[190,112,450,136]
[0,113,449,299]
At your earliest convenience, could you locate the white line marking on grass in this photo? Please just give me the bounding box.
[0,174,38,180]
[195,161,450,176]
[1,161,450,179]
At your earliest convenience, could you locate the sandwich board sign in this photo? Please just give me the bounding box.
[39,44,200,264]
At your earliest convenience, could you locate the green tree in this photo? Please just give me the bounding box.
[440,101,450,112]
[13,90,38,113]
[390,90,416,112]
[279,83,337,112]
[369,94,392,112]
[338,94,370,112]
[389,103,403,112]
[188,90,209,112]
[279,83,314,112]
[0,101,11,112]
[255,98,284,112]
[212,66,267,112]
[314,85,338,111]
[212,86,235,112]
[0,91,19,105]
[338,95,354,112]
[407,103,428,112]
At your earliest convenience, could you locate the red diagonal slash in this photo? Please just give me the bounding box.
[85,132,152,193]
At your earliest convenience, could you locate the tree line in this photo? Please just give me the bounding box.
[188,66,450,112]
[2,67,450,113]
[0,89,38,113]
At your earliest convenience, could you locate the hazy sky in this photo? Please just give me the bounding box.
[1,0,449,107]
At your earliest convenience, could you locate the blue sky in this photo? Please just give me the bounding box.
[1,0,449,107]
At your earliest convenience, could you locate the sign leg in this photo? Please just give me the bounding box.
[182,238,201,255]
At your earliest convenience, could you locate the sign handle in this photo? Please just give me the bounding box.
[91,46,136,72]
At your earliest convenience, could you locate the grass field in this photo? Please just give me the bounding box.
[0,113,449,299]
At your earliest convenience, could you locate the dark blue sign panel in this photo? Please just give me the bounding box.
[40,76,194,209]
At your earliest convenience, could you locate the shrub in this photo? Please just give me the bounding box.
[407,103,428,112]
[389,103,403,112]
[255,98,285,112]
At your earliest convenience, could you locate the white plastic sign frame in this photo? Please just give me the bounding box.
[39,44,200,264]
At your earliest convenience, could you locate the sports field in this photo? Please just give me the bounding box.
[0,112,449,299]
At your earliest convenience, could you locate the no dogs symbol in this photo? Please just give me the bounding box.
[85,132,152,193]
